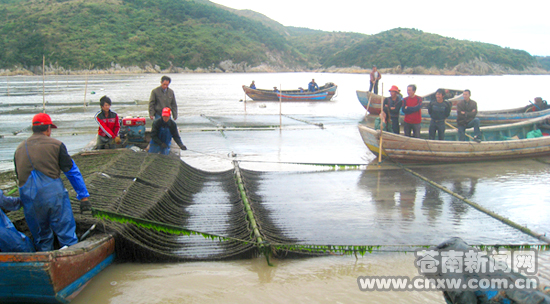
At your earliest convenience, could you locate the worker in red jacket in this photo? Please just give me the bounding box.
[402,85,423,138]
[94,96,121,149]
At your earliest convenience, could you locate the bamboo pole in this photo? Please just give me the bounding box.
[244,91,247,113]
[378,83,384,164]
[42,55,45,112]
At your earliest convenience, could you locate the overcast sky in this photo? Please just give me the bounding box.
[210,0,550,57]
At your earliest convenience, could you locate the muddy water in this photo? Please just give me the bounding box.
[1,73,550,303]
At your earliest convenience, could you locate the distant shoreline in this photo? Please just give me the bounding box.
[1,62,549,77]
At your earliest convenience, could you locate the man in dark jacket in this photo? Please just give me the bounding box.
[382,85,403,134]
[149,75,177,121]
[457,89,481,142]
[428,89,452,140]
[148,108,187,155]
[14,113,90,251]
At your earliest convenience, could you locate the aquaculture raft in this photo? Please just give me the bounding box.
[57,150,548,262]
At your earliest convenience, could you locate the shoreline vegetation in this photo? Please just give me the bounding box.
[2,1,549,77]
[1,59,549,77]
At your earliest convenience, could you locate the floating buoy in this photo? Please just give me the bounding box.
[90,91,96,95]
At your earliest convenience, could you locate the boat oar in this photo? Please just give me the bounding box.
[445,121,476,141]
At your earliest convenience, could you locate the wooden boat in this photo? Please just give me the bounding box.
[243,82,337,101]
[0,233,115,303]
[422,106,550,125]
[357,89,463,115]
[358,115,550,164]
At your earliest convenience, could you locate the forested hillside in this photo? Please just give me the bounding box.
[0,0,303,70]
[322,28,537,71]
[0,0,546,74]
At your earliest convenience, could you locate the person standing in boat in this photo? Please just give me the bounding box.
[308,79,319,92]
[457,89,482,142]
[249,81,256,89]
[13,113,90,251]
[428,88,452,140]
[94,96,121,149]
[382,85,403,134]
[0,190,34,252]
[149,76,177,121]
[148,108,187,155]
[402,85,423,138]
[369,65,382,94]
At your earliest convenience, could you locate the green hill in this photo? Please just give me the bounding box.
[0,0,546,74]
[322,28,537,71]
[0,0,301,70]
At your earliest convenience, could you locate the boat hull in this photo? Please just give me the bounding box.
[0,233,115,303]
[243,83,337,101]
[358,116,550,164]
[357,89,463,115]
[421,106,550,125]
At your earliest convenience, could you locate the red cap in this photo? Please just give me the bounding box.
[162,107,171,117]
[389,85,400,93]
[32,113,57,128]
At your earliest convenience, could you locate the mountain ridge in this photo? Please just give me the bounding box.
[0,0,547,75]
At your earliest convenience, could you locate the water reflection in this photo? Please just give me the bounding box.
[356,165,542,245]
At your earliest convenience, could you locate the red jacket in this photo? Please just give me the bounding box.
[95,110,120,138]
[402,95,423,124]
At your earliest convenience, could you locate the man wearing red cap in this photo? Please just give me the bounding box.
[13,113,90,251]
[148,107,187,155]
[382,85,403,134]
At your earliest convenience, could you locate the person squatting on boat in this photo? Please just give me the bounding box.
[528,97,549,112]
[428,88,452,140]
[94,95,121,149]
[402,84,423,138]
[457,89,482,142]
[149,75,178,121]
[249,80,256,89]
[369,65,382,94]
[0,190,34,252]
[382,85,403,134]
[148,107,187,155]
[13,113,90,252]
[308,79,319,92]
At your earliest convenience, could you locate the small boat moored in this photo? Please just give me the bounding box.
[358,115,550,164]
[0,233,115,303]
[357,89,463,115]
[243,82,337,101]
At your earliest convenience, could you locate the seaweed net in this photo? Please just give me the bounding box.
[72,151,255,262]
[5,150,547,262]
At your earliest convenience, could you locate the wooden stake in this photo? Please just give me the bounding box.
[279,84,282,129]
[42,55,45,112]
[84,68,89,107]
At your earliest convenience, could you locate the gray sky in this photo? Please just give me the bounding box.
[210,0,550,57]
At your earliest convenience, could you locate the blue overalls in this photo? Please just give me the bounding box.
[0,190,35,252]
[148,115,172,155]
[19,141,84,251]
